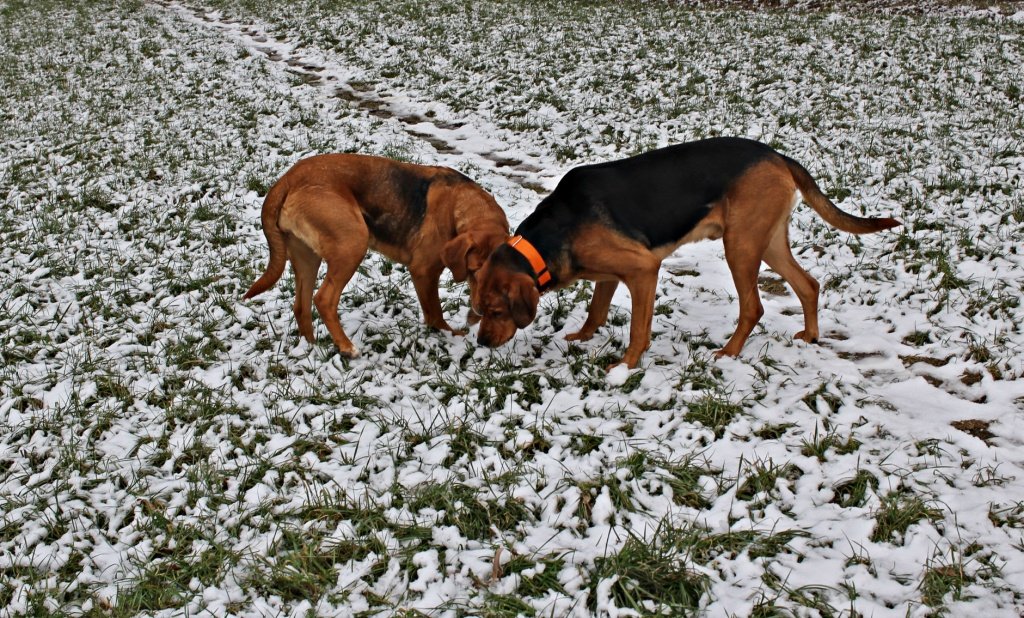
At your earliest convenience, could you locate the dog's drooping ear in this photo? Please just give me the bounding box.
[442,233,485,282]
[507,276,540,328]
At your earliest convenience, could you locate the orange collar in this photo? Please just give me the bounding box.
[507,235,553,291]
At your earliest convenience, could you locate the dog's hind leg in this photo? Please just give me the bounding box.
[762,224,820,345]
[287,236,321,343]
[566,280,618,342]
[717,234,767,358]
[282,188,369,358]
[716,161,800,358]
[314,227,369,358]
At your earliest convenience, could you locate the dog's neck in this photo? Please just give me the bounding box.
[503,237,555,293]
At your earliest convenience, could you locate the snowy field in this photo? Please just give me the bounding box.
[2,0,1023,615]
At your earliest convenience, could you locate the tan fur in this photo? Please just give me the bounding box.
[245,153,508,358]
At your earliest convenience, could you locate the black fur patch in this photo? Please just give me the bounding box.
[517,137,776,254]
[359,165,433,246]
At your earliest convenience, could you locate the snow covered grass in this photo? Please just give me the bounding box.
[1,0,1023,616]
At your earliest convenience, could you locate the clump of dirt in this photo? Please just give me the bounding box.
[951,419,995,444]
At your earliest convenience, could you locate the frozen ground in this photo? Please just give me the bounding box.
[1,0,1023,616]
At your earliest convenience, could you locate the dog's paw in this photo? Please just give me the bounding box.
[713,348,737,359]
[427,321,463,335]
[794,330,819,344]
[338,345,360,359]
[565,330,595,342]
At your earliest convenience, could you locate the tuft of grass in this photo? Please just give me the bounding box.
[800,425,862,461]
[683,392,744,439]
[831,469,879,509]
[918,544,999,611]
[649,452,717,509]
[409,481,533,541]
[801,382,844,415]
[476,592,537,617]
[689,527,807,563]
[988,501,1024,529]
[755,423,797,440]
[504,555,566,598]
[735,457,803,503]
[902,330,933,346]
[588,521,710,615]
[870,491,944,543]
[117,519,240,614]
[247,528,386,604]
[575,476,635,522]
[675,347,724,392]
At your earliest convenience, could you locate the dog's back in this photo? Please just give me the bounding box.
[519,137,777,253]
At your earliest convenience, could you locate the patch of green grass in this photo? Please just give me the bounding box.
[920,562,971,609]
[571,433,603,456]
[576,475,635,522]
[476,592,537,617]
[505,555,566,598]
[443,422,489,466]
[831,469,879,509]
[688,526,808,563]
[409,481,533,541]
[296,490,430,543]
[870,491,944,543]
[735,457,803,503]
[801,382,844,415]
[901,329,933,347]
[620,369,645,393]
[117,520,240,614]
[588,521,710,615]
[918,544,1000,611]
[430,362,562,414]
[649,452,716,509]
[800,425,862,461]
[683,392,744,439]
[675,346,724,392]
[755,423,797,440]
[245,525,380,604]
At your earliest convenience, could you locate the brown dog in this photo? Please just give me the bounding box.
[471,138,900,368]
[244,153,508,357]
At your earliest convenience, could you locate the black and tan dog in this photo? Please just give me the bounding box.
[245,153,508,357]
[471,137,900,368]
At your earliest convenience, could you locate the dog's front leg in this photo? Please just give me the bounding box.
[566,280,618,342]
[411,267,462,335]
[618,266,660,369]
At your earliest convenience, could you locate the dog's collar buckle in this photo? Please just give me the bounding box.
[507,235,552,292]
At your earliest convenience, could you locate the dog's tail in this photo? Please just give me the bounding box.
[243,179,289,300]
[783,155,901,234]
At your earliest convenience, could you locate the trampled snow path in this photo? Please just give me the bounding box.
[156,0,557,196]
